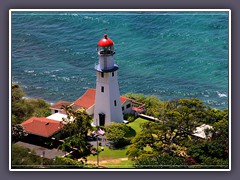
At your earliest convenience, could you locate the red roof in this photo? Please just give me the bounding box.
[73,88,96,109]
[132,106,145,113]
[50,100,72,110]
[73,88,130,109]
[21,117,64,138]
[120,96,130,105]
[98,34,114,47]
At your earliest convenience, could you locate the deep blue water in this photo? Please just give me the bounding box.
[11,11,229,109]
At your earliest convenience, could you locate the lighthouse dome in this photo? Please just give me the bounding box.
[97,34,115,55]
[98,34,114,47]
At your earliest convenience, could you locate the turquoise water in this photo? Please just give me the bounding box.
[11,11,229,109]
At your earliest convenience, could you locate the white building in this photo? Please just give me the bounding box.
[93,34,124,126]
[192,124,213,139]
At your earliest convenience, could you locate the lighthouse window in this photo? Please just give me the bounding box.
[101,72,104,78]
[101,86,104,92]
[112,72,114,77]
[114,100,117,106]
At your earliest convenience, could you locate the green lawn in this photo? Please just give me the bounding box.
[87,146,134,168]
[86,118,149,168]
[87,146,129,161]
[127,118,148,134]
[104,159,134,168]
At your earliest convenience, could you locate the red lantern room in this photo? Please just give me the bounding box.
[97,34,115,55]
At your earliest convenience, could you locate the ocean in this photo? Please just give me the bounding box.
[11,11,229,109]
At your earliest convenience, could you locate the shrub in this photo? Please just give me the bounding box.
[105,122,132,148]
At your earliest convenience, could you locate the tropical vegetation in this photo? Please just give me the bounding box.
[11,84,229,169]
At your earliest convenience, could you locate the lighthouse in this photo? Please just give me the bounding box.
[93,34,123,126]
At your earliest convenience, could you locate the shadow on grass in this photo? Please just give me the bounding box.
[125,127,136,138]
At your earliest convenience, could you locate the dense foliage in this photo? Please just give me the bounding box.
[124,93,164,117]
[126,98,229,169]
[134,154,188,169]
[105,122,133,148]
[11,85,229,169]
[57,107,93,159]
[186,117,229,168]
[11,83,51,125]
[11,144,53,168]
[12,124,28,143]
[12,144,86,169]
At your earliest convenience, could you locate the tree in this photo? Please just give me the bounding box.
[58,107,93,159]
[12,124,28,143]
[12,83,25,102]
[124,93,146,104]
[127,98,228,168]
[53,156,84,168]
[12,144,53,168]
[105,122,132,148]
[186,114,229,168]
[124,93,164,117]
[12,144,86,169]
[11,83,51,124]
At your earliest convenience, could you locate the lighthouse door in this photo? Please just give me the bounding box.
[99,113,105,126]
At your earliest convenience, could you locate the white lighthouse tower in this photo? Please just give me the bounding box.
[93,34,123,126]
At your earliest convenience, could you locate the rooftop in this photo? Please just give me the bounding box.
[73,88,96,109]
[21,117,64,138]
[192,124,213,139]
[50,100,72,110]
[46,113,74,123]
[73,88,131,109]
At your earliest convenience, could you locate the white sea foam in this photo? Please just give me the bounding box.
[24,70,34,73]
[217,91,227,98]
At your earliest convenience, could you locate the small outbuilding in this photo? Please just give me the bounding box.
[192,124,213,139]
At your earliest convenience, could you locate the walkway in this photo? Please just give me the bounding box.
[86,158,128,165]
[16,141,66,159]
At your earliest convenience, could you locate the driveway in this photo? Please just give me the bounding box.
[16,141,66,159]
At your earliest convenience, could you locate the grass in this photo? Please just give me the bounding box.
[87,146,134,168]
[86,118,149,168]
[103,159,134,168]
[127,118,148,134]
[87,146,129,161]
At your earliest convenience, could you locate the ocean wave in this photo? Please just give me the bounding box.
[24,70,34,73]
[217,91,227,98]
[12,12,229,109]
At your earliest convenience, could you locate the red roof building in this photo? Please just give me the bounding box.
[72,88,131,110]
[73,88,96,109]
[21,117,64,138]
[50,100,72,114]
[50,100,72,110]
[50,88,145,118]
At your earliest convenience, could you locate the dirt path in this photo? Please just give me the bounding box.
[87,158,128,164]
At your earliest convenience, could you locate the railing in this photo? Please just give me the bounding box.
[94,64,119,72]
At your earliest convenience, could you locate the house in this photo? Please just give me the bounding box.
[72,88,96,115]
[50,88,145,120]
[71,88,136,116]
[50,100,72,114]
[21,117,64,139]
